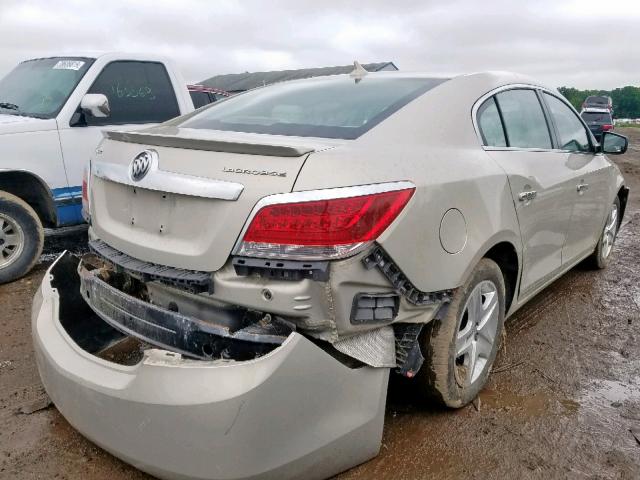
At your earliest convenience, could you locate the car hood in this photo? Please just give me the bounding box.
[0,114,56,135]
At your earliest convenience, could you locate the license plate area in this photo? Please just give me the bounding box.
[128,186,175,234]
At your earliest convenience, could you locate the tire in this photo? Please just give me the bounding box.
[0,191,44,284]
[417,258,506,408]
[587,197,620,270]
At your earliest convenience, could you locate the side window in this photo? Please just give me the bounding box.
[544,93,591,153]
[86,61,180,126]
[495,89,552,149]
[477,97,506,147]
[190,90,211,109]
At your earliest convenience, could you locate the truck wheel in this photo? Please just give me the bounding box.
[417,258,505,408]
[587,197,620,270]
[0,191,44,284]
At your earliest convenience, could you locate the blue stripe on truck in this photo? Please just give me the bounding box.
[52,186,84,227]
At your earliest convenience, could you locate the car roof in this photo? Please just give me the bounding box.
[582,107,611,114]
[20,51,171,63]
[243,70,559,96]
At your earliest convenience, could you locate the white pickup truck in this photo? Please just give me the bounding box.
[0,52,195,283]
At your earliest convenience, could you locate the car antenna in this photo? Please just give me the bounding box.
[349,61,368,83]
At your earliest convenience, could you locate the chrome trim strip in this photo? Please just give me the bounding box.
[232,180,416,256]
[93,161,244,201]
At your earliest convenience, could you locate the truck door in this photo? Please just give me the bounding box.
[57,61,181,224]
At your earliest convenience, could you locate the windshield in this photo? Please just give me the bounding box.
[179,76,448,139]
[581,112,612,123]
[0,57,94,118]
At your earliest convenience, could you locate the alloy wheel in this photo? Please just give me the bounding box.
[601,202,618,260]
[454,280,500,386]
[0,213,25,269]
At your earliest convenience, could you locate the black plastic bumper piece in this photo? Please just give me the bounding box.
[233,256,330,281]
[350,293,399,325]
[363,247,453,306]
[89,239,213,294]
[78,265,292,360]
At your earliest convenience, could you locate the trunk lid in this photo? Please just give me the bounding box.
[90,127,337,271]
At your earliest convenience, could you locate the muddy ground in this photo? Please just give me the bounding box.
[1,128,639,479]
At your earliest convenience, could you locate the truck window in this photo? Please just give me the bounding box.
[0,57,93,118]
[85,61,180,126]
[189,90,213,109]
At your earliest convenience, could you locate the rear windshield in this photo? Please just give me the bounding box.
[581,112,612,123]
[585,96,609,105]
[179,76,447,139]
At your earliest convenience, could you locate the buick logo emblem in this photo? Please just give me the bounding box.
[130,150,156,182]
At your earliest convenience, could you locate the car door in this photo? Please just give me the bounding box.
[57,61,181,223]
[541,92,612,264]
[478,88,576,297]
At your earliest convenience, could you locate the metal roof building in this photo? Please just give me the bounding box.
[200,61,398,93]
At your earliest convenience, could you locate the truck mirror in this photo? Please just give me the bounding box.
[80,94,110,118]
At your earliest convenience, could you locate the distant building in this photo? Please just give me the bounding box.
[200,61,398,93]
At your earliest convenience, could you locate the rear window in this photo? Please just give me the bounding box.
[581,112,612,123]
[179,76,448,139]
[585,96,609,105]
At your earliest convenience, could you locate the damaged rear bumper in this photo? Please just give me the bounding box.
[32,252,389,480]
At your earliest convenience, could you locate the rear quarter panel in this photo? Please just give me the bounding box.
[293,74,523,292]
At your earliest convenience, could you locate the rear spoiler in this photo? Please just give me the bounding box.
[104,130,314,158]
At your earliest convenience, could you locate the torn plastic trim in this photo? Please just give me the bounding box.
[90,239,213,294]
[232,255,330,282]
[363,246,454,305]
[79,263,292,360]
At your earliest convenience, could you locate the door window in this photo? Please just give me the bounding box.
[85,61,180,126]
[495,89,552,149]
[544,93,591,152]
[477,97,507,147]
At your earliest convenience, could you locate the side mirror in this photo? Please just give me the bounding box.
[80,93,110,118]
[601,132,628,155]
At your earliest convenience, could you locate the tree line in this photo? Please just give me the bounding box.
[558,86,640,119]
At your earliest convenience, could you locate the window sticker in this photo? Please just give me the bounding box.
[53,60,85,71]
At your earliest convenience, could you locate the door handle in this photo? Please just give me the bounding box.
[577,183,589,193]
[518,190,537,202]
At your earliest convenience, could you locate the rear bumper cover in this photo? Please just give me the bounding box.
[32,253,389,480]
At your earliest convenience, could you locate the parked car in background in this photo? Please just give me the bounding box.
[582,95,613,113]
[188,84,230,108]
[0,52,195,283]
[581,108,614,141]
[33,71,629,480]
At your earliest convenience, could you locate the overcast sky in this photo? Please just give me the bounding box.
[0,0,637,89]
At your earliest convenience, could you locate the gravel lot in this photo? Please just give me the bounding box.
[1,129,639,479]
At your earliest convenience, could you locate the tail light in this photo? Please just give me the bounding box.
[602,124,613,131]
[235,183,415,260]
[81,163,91,223]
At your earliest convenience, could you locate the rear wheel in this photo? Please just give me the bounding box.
[0,191,44,284]
[588,197,620,269]
[417,258,505,408]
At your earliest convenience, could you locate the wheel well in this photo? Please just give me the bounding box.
[0,171,56,227]
[483,242,518,312]
[617,186,629,228]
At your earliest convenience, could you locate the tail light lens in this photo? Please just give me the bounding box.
[602,124,613,131]
[236,185,415,260]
